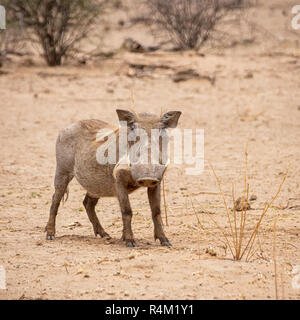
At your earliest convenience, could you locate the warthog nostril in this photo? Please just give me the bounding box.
[137,178,159,188]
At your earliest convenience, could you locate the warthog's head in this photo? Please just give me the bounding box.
[116,109,181,187]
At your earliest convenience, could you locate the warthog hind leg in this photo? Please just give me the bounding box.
[45,172,73,240]
[83,194,111,239]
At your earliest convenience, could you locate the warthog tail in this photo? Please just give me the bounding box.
[61,187,69,205]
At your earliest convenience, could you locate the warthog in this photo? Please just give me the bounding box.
[45,109,181,247]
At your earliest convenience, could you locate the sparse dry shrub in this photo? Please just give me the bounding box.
[197,144,288,261]
[133,0,251,50]
[6,0,108,66]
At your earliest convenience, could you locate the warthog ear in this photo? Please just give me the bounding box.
[160,111,182,128]
[116,109,137,126]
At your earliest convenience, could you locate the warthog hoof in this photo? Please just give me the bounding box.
[101,232,111,240]
[93,224,111,239]
[126,240,136,247]
[46,235,55,241]
[45,225,55,240]
[94,229,111,239]
[161,241,172,247]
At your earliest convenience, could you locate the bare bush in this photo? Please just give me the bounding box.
[7,0,108,66]
[135,0,250,50]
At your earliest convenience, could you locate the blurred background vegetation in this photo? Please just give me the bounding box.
[0,0,299,67]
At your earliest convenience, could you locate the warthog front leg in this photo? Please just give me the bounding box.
[148,184,172,246]
[83,194,110,239]
[121,210,135,247]
[115,182,135,247]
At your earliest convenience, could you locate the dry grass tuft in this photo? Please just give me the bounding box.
[273,216,279,299]
[200,143,289,261]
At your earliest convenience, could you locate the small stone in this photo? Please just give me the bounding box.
[205,247,217,257]
[122,38,145,53]
[245,72,253,79]
[76,269,85,274]
[234,197,251,211]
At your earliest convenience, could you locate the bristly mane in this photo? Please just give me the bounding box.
[137,112,160,123]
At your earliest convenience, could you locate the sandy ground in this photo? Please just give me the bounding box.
[0,0,300,300]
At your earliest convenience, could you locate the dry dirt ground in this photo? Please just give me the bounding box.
[0,0,300,300]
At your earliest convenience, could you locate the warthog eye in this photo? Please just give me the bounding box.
[128,124,138,141]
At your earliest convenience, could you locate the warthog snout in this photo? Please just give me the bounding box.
[130,163,166,187]
[136,177,159,187]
